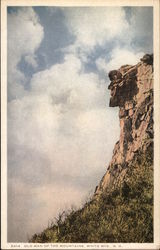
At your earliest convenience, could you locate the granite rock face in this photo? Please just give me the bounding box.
[95,54,153,195]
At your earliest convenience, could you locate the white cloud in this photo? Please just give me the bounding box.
[8,7,44,99]
[62,7,153,63]
[24,54,38,68]
[64,7,129,51]
[106,48,144,72]
[8,54,119,178]
[96,57,109,73]
[96,48,144,73]
[8,53,120,241]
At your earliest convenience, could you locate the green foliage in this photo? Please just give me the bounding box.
[30,148,153,243]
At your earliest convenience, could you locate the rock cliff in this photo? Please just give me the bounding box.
[95,54,153,195]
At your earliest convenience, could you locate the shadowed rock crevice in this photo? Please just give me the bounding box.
[108,66,139,107]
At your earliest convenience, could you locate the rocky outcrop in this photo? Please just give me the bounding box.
[95,54,153,195]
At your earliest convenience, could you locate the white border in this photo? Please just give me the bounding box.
[1,0,8,248]
[1,0,160,249]
[153,0,160,247]
[0,0,155,6]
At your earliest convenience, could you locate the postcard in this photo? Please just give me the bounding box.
[1,0,160,249]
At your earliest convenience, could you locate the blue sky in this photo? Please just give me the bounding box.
[7,6,153,242]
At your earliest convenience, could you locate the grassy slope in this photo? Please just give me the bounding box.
[30,145,153,243]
